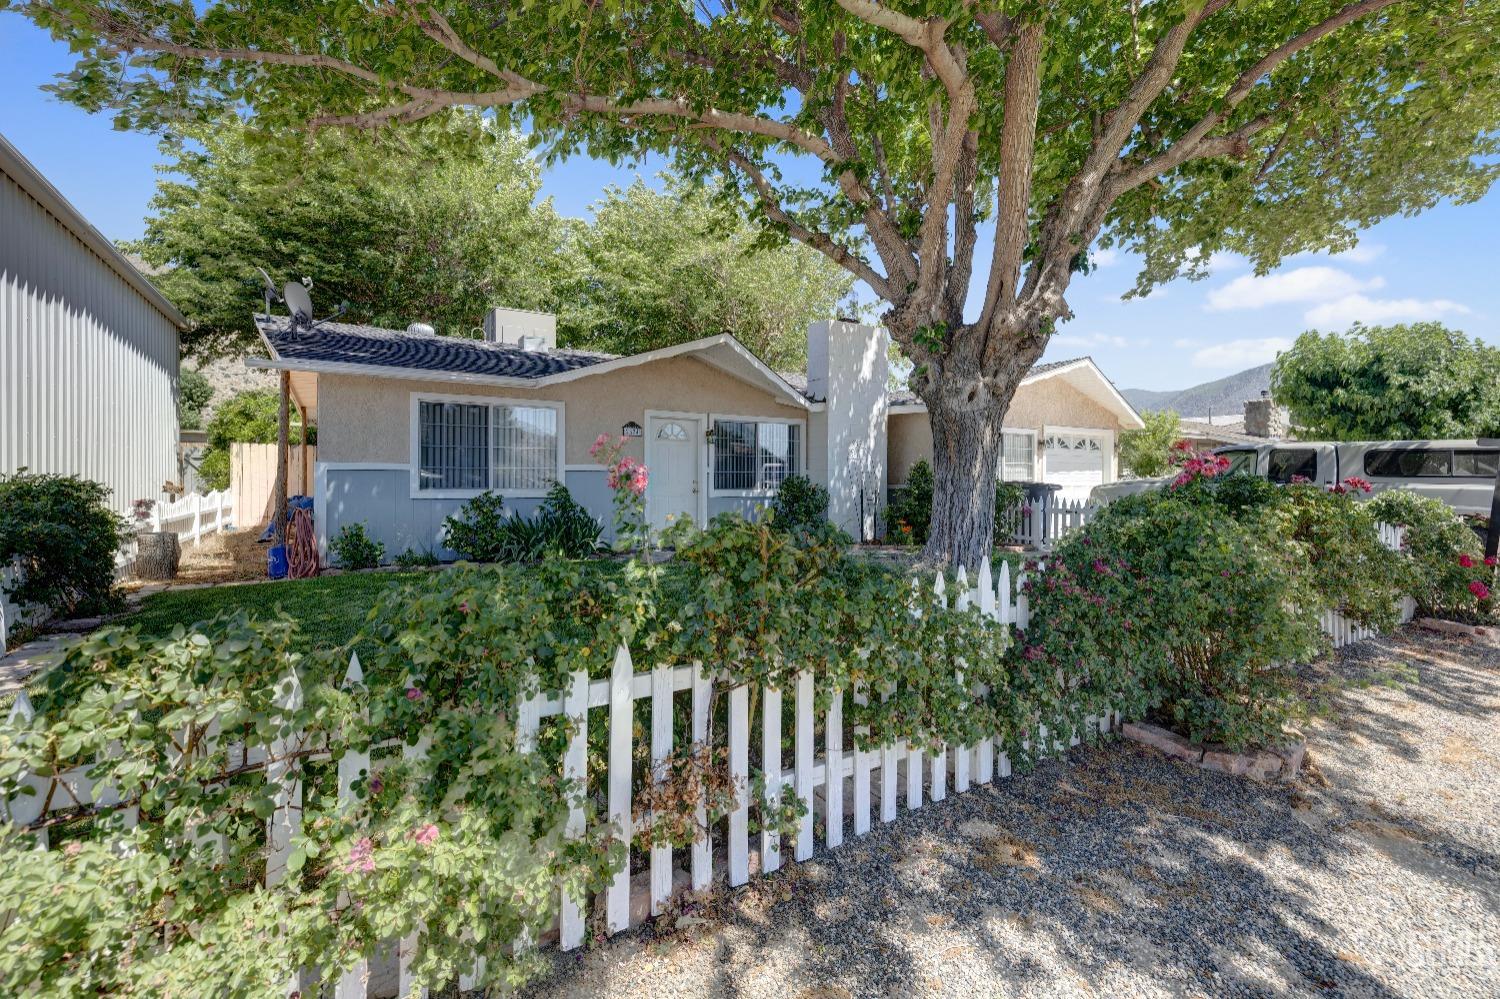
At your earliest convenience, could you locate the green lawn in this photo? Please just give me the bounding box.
[118,571,430,653]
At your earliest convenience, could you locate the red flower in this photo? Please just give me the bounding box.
[1469,580,1490,600]
[1486,556,1498,567]
[1458,554,1475,569]
[405,687,423,701]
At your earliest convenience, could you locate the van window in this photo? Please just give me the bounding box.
[1453,450,1499,477]
[1364,449,1452,477]
[1219,449,1257,475]
[1267,448,1318,484]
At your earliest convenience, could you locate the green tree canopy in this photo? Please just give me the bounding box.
[1119,410,1184,478]
[1271,322,1500,441]
[177,368,214,430]
[29,0,1497,561]
[128,117,568,357]
[559,177,856,369]
[198,390,314,490]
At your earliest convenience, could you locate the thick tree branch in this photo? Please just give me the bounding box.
[833,0,967,98]
[715,143,894,299]
[978,21,1045,335]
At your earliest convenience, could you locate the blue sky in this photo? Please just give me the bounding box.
[4,14,1496,392]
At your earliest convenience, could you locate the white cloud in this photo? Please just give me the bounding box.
[1172,337,1199,349]
[1205,266,1384,311]
[1052,331,1133,350]
[1186,246,1246,275]
[1191,337,1294,369]
[1091,247,1120,267]
[1303,294,1472,327]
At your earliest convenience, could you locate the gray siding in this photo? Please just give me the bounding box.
[0,169,179,514]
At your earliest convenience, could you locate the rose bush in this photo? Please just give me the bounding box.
[1366,490,1495,620]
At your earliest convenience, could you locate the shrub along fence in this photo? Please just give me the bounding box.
[2,557,1124,998]
[0,529,1422,997]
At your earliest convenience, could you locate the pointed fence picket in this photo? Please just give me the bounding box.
[0,530,1423,997]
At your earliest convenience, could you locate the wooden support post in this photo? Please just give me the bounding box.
[273,370,290,546]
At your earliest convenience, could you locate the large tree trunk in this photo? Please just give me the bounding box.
[924,393,1008,567]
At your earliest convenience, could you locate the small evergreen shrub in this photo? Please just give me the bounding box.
[0,471,127,617]
[770,475,831,537]
[886,459,933,543]
[442,485,603,563]
[394,546,441,568]
[329,522,385,569]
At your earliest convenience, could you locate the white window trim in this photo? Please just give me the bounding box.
[1039,425,1116,485]
[998,427,1039,482]
[644,409,710,528]
[708,412,808,498]
[408,390,566,500]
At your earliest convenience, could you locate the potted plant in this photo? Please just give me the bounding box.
[132,491,180,581]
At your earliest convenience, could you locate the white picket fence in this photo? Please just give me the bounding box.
[0,562,36,650]
[0,529,1422,996]
[1005,497,1095,549]
[150,488,235,547]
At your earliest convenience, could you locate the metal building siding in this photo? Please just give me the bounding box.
[0,169,180,514]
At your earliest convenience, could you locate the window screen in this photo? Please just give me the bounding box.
[1000,431,1035,481]
[1364,449,1451,478]
[418,401,490,491]
[713,420,802,491]
[1267,448,1318,484]
[418,400,558,492]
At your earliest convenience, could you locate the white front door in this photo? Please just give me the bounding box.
[646,415,703,531]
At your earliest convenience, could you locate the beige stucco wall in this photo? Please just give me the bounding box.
[317,355,808,466]
[887,378,1128,484]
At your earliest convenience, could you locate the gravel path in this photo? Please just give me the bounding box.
[518,625,1500,999]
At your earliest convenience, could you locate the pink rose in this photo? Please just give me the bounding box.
[1458,554,1475,569]
[405,687,423,701]
[1469,580,1490,600]
[343,837,376,875]
[412,823,439,846]
[1486,556,1497,567]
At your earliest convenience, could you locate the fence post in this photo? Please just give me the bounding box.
[263,667,304,998]
[397,734,431,999]
[793,669,815,862]
[727,684,750,886]
[953,567,971,795]
[825,687,844,850]
[976,558,996,784]
[761,684,783,872]
[906,578,924,812]
[3,692,48,850]
[191,492,203,547]
[606,646,634,933]
[649,663,673,915]
[334,654,371,999]
[690,664,712,891]
[560,669,589,950]
[929,573,948,804]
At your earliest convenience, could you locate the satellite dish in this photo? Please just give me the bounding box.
[256,267,280,302]
[283,281,314,328]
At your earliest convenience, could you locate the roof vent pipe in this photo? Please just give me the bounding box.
[406,322,436,336]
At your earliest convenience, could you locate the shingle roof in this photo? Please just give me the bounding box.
[256,315,614,380]
[886,357,1088,406]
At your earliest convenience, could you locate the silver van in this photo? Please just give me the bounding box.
[1090,439,1497,518]
[1213,440,1497,517]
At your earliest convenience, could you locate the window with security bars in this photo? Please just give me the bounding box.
[1000,431,1036,482]
[417,399,559,493]
[713,420,802,491]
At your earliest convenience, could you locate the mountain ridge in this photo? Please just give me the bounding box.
[1121,363,1273,418]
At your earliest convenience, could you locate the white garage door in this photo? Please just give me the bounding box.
[1043,432,1108,501]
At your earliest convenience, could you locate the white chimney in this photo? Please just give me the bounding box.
[807,319,889,540]
[482,307,557,352]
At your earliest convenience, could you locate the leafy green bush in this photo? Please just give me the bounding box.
[885,459,933,544]
[442,485,604,563]
[994,481,1024,543]
[0,471,127,618]
[394,546,440,568]
[1368,490,1495,618]
[198,390,316,491]
[329,521,385,569]
[770,475,830,536]
[0,612,622,996]
[1024,489,1323,750]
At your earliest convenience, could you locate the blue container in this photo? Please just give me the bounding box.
[267,544,289,580]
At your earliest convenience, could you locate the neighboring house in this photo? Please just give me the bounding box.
[1178,391,1290,450]
[247,309,1141,563]
[885,357,1144,503]
[0,131,186,513]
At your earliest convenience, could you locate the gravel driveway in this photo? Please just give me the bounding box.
[518,625,1499,999]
